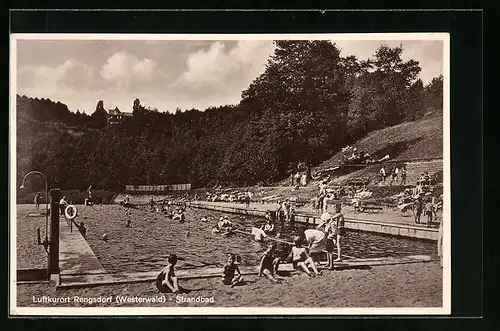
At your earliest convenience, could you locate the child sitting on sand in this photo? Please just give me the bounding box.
[156,253,185,294]
[222,253,243,287]
[287,236,321,277]
[258,243,282,283]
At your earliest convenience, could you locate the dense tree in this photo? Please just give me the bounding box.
[16,42,443,192]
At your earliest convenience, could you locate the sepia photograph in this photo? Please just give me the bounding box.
[10,33,450,315]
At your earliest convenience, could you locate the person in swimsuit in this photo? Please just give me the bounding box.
[286,236,320,277]
[258,243,281,283]
[318,212,336,270]
[332,203,346,262]
[263,217,275,234]
[34,193,41,209]
[221,253,243,287]
[304,228,326,264]
[156,254,184,293]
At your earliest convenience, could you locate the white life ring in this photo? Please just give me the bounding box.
[65,205,78,220]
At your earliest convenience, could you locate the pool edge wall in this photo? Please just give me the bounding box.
[189,202,439,241]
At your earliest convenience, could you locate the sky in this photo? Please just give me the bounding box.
[15,38,444,114]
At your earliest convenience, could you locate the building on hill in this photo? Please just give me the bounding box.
[107,107,133,125]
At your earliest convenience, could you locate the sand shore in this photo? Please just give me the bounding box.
[17,261,442,308]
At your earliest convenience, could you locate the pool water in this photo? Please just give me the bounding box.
[82,205,437,274]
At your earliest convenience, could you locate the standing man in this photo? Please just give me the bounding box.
[34,192,41,209]
[275,200,282,228]
[400,166,407,186]
[390,167,399,186]
[59,196,68,216]
[414,196,423,224]
[87,185,93,205]
[332,203,346,262]
[245,189,252,209]
[380,167,386,185]
[294,172,301,188]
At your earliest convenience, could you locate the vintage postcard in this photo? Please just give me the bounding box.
[10,33,450,316]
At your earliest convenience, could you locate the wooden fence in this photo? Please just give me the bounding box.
[125,183,191,193]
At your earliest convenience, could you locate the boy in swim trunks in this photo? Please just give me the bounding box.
[333,203,346,262]
[222,253,243,287]
[287,236,320,277]
[156,254,184,293]
[258,243,282,283]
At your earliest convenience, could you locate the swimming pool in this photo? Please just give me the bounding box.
[80,205,436,274]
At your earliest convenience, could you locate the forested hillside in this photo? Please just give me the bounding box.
[15,41,443,192]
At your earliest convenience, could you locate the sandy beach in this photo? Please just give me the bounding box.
[17,261,442,308]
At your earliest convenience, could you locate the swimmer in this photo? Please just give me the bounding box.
[222,253,243,287]
[263,218,275,234]
[252,225,267,242]
[220,216,233,232]
[125,220,132,228]
[102,233,109,242]
[77,222,87,239]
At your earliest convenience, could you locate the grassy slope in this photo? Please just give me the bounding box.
[315,114,443,173]
[267,114,443,203]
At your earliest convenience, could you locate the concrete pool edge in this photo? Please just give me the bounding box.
[188,201,439,241]
[56,255,438,290]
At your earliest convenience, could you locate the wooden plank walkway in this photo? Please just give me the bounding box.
[59,217,107,277]
[57,255,436,290]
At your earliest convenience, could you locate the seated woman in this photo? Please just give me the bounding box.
[221,253,243,287]
[287,236,321,277]
[258,243,281,283]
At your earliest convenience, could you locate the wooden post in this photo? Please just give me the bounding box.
[48,189,60,275]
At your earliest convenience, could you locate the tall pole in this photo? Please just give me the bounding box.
[48,189,60,275]
[20,171,49,242]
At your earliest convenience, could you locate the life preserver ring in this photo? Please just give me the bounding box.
[65,205,78,220]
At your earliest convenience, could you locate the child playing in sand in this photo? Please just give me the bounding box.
[222,253,243,287]
[156,254,184,293]
[258,243,282,283]
[287,236,320,277]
